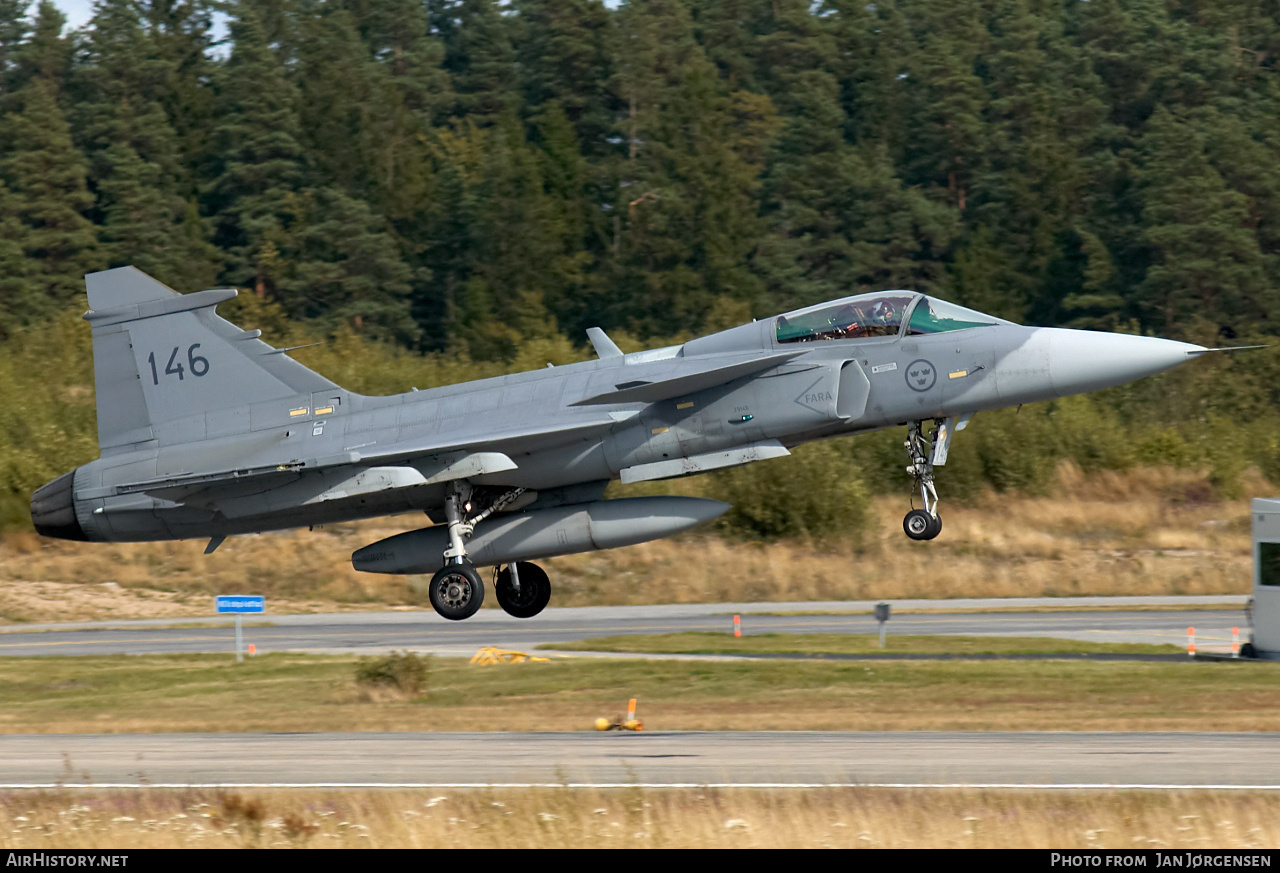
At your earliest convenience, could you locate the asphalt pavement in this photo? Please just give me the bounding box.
[0,595,1251,658]
[4,731,1276,788]
[0,595,1269,789]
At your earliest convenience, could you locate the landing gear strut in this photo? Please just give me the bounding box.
[428,483,485,620]
[903,420,943,541]
[427,482,549,621]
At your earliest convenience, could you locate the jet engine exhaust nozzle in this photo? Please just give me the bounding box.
[31,471,88,542]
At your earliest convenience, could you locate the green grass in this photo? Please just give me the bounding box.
[545,631,1186,656]
[0,649,1275,733]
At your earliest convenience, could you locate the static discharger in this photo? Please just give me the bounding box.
[470,647,549,665]
[595,698,644,731]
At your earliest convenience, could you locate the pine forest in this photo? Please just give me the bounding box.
[4,0,1280,536]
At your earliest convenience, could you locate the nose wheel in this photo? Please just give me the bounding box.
[903,508,942,541]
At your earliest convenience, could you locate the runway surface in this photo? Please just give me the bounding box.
[0,595,1251,658]
[0,596,1264,789]
[4,731,1278,788]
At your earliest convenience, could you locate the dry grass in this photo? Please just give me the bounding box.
[0,787,1276,848]
[0,464,1258,624]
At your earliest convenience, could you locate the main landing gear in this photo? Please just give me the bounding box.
[902,419,947,541]
[428,563,485,620]
[427,483,552,621]
[494,562,552,619]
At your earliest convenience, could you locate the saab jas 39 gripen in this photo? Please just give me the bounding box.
[32,267,1213,620]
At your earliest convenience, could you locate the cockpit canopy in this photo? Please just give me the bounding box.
[775,292,1004,345]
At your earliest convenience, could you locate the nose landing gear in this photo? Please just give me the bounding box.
[902,419,948,541]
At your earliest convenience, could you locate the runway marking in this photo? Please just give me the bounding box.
[0,616,1242,650]
[2,782,1279,790]
[0,624,761,642]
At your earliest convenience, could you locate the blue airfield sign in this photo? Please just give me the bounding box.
[216,595,264,614]
[215,595,264,661]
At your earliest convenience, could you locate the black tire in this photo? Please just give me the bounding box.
[495,562,551,619]
[925,512,942,540]
[903,509,934,541]
[428,563,484,620]
[1241,642,1257,659]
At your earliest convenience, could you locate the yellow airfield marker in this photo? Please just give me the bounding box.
[594,697,644,731]
[470,647,549,665]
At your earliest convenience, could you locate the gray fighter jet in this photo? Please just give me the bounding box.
[32,267,1211,620]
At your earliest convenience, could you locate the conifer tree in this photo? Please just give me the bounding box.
[263,187,418,344]
[204,1,307,296]
[602,0,774,335]
[96,143,218,289]
[965,0,1111,323]
[348,0,452,220]
[0,0,1275,355]
[136,0,219,179]
[0,181,33,335]
[526,99,595,333]
[686,0,768,94]
[76,0,219,289]
[293,3,378,196]
[514,0,614,157]
[0,0,28,101]
[426,109,568,358]
[431,0,518,120]
[1137,106,1271,336]
[0,2,97,322]
[901,22,986,212]
[754,0,955,309]
[12,0,66,87]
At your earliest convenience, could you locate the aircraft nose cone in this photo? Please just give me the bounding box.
[1047,329,1205,395]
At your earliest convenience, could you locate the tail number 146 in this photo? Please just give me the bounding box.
[147,344,210,384]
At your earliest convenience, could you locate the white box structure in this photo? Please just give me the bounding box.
[1249,498,1280,659]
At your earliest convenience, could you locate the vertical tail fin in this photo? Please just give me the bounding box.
[85,267,339,453]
